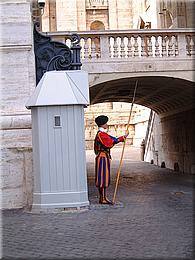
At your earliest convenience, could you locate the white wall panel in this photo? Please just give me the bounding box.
[39,107,51,192]
[61,108,71,191]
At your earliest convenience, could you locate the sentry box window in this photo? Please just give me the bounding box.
[54,116,61,127]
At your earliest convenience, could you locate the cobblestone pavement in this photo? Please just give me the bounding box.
[2,147,195,260]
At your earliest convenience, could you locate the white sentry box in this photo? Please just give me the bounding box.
[26,70,89,210]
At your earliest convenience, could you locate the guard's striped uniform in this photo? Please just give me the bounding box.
[94,131,125,188]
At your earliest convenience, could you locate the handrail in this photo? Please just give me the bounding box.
[45,28,195,37]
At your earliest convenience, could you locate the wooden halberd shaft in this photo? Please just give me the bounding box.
[112,80,138,204]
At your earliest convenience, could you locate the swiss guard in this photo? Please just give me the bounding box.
[94,115,129,204]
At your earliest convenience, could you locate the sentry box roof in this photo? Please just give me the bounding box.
[26,71,89,109]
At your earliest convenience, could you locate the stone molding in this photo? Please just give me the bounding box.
[0,115,32,130]
[0,45,32,50]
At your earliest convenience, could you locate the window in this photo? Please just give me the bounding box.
[54,116,61,127]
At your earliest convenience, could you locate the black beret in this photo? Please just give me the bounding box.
[95,115,108,127]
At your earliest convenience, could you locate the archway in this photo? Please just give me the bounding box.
[90,20,105,31]
[89,20,105,59]
[87,76,195,173]
[85,101,150,155]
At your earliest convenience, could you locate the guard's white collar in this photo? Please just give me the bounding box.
[98,127,108,133]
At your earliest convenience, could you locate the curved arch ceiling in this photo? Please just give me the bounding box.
[89,76,195,116]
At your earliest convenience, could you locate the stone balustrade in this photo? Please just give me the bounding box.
[47,29,195,61]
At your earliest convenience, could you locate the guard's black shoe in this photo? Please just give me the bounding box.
[99,198,110,204]
[104,198,114,205]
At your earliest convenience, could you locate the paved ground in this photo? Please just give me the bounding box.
[2,147,195,260]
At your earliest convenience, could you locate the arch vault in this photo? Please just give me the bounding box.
[89,75,195,174]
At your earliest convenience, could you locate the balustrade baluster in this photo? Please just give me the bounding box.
[168,36,173,56]
[189,35,195,56]
[134,36,139,57]
[127,36,132,58]
[80,38,85,60]
[174,35,178,56]
[91,38,96,59]
[120,37,125,58]
[188,35,195,56]
[84,37,90,60]
[89,38,93,59]
[109,37,112,58]
[192,35,195,55]
[161,35,167,57]
[186,35,191,56]
[141,36,147,57]
[66,38,71,48]
[155,36,160,57]
[147,36,153,57]
[113,37,118,58]
[97,37,101,58]
[82,37,86,59]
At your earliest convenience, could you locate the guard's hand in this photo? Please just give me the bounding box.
[124,130,129,137]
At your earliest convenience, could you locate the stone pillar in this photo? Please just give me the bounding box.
[0,0,36,209]
[150,0,158,28]
[42,0,57,32]
[41,0,50,32]
[117,0,133,29]
[131,0,141,28]
[186,1,195,28]
[56,0,78,31]
[76,0,86,31]
[49,0,57,31]
[108,0,118,29]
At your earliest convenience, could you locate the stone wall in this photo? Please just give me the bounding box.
[145,110,195,174]
[0,0,35,209]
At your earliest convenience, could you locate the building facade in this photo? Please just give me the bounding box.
[41,0,194,32]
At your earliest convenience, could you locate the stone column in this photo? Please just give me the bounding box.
[149,0,158,28]
[116,0,133,29]
[0,0,36,209]
[41,0,50,32]
[76,0,86,31]
[42,0,57,32]
[108,0,118,29]
[56,0,78,31]
[49,0,57,31]
[186,1,195,28]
